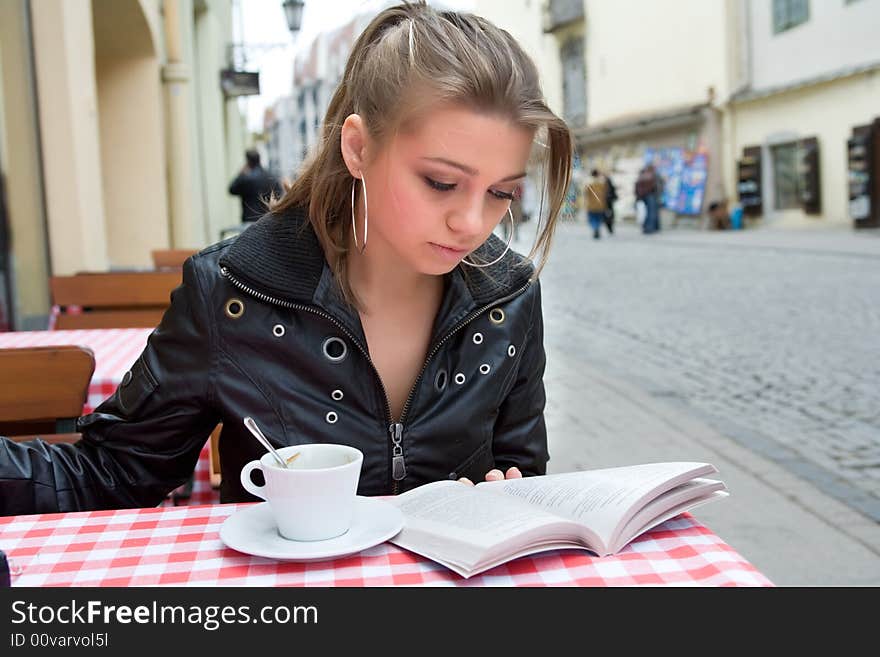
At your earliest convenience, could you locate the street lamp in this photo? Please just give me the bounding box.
[282,0,305,37]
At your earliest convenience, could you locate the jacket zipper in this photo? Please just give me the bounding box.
[389,281,531,493]
[220,265,531,494]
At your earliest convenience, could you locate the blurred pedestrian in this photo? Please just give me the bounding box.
[708,200,731,230]
[228,149,282,223]
[635,163,660,234]
[603,171,618,235]
[585,168,608,239]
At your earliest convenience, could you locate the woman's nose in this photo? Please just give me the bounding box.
[446,199,486,237]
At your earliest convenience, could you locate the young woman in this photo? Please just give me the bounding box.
[0,2,572,515]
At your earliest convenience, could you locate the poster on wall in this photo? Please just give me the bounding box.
[643,147,681,209]
[644,148,708,215]
[679,153,708,215]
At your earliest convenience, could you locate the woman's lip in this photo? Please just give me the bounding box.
[431,243,468,254]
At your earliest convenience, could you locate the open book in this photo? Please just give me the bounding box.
[388,462,728,578]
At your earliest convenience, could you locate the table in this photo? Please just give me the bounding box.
[0,328,217,506]
[0,507,773,586]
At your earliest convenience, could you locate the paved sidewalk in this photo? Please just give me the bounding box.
[532,220,880,585]
[633,221,880,257]
[543,350,880,586]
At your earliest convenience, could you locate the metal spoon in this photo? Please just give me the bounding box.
[243,416,289,469]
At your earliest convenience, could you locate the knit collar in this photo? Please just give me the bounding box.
[218,206,534,312]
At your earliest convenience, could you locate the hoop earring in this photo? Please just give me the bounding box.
[350,175,368,253]
[461,206,514,268]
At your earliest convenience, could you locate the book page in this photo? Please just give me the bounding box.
[611,478,728,552]
[389,481,602,577]
[477,462,717,547]
[391,480,565,547]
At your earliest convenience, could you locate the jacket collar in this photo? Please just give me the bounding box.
[218,206,534,334]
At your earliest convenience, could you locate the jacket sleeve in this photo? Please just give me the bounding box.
[228,173,245,196]
[491,280,549,477]
[0,258,219,516]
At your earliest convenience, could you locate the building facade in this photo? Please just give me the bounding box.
[0,0,246,329]
[264,95,298,184]
[728,0,880,228]
[530,0,880,230]
[538,0,735,225]
[284,8,375,178]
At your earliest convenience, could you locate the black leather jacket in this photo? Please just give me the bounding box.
[0,208,548,515]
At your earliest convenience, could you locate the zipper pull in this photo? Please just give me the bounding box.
[389,422,406,481]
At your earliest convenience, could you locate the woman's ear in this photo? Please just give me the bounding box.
[341,114,368,177]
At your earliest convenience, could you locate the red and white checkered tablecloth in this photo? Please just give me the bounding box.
[0,507,773,587]
[0,328,219,506]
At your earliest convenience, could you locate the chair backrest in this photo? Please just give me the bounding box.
[50,270,182,329]
[0,345,96,436]
[151,248,198,270]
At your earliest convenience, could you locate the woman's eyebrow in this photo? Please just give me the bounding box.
[421,156,525,182]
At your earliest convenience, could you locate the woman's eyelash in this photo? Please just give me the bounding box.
[424,177,514,200]
[424,177,456,192]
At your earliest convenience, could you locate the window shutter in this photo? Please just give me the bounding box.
[797,137,821,215]
[738,145,763,216]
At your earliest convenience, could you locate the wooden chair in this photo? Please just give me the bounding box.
[0,345,95,442]
[151,248,198,270]
[209,423,222,489]
[50,270,182,329]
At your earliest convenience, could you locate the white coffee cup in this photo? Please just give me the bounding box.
[240,443,364,541]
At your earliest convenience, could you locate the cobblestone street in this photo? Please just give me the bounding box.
[528,220,880,522]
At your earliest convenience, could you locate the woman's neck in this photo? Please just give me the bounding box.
[346,240,442,315]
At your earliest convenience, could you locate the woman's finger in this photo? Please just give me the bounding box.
[484,469,504,481]
[458,477,475,486]
[505,467,522,479]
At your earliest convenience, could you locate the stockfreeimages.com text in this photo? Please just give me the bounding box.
[11,600,317,631]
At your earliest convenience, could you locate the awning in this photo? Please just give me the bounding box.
[573,102,710,147]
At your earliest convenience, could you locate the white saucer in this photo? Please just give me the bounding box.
[219,496,404,561]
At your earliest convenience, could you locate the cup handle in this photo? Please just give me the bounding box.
[240,460,268,500]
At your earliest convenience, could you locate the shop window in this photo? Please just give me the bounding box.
[560,36,586,128]
[771,142,800,210]
[772,0,809,33]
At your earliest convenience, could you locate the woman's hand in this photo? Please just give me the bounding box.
[458,467,522,486]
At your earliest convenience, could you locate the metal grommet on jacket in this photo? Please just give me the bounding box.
[472,332,483,345]
[434,369,448,392]
[508,344,516,358]
[224,298,245,319]
[322,336,348,363]
[479,363,491,375]
[331,389,344,401]
[325,411,338,424]
[272,324,285,337]
[489,308,505,325]
[454,372,466,385]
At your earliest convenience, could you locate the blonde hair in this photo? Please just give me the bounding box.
[272,1,572,304]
